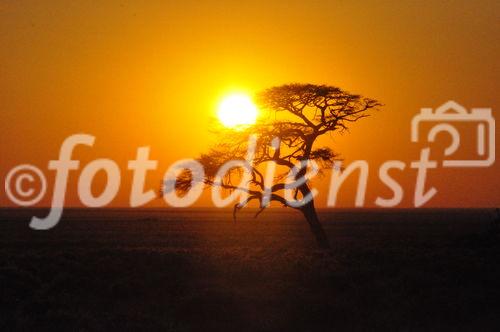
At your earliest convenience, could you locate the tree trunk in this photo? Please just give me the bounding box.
[301,201,331,249]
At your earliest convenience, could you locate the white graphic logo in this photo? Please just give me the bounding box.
[411,100,495,167]
[2,101,495,229]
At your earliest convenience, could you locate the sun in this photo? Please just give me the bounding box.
[217,93,258,128]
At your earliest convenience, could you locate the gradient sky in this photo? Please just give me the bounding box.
[1,0,499,208]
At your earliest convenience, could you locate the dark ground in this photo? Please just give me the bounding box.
[0,208,499,331]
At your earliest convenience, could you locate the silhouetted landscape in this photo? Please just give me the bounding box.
[1,0,499,330]
[1,208,499,331]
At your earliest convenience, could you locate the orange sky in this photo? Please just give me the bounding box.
[1,0,499,208]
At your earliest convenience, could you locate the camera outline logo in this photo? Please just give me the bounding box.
[411,100,495,167]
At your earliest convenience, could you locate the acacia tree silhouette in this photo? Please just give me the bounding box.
[168,84,381,249]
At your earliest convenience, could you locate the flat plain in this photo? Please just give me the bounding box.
[0,208,499,331]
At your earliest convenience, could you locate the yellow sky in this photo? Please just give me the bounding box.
[1,1,499,207]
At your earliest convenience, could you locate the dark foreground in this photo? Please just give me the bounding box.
[0,208,499,331]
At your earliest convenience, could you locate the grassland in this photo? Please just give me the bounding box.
[0,208,499,331]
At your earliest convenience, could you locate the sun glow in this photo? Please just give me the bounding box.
[217,93,258,128]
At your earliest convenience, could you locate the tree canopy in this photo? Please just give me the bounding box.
[166,83,381,248]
